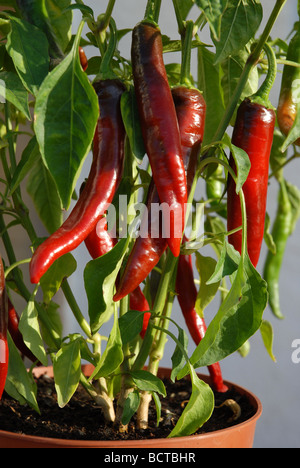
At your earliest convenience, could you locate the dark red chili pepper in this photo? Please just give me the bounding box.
[0,256,8,400]
[227,45,276,267]
[7,298,38,363]
[79,46,88,72]
[114,86,205,302]
[131,21,187,258]
[277,29,300,147]
[176,248,228,393]
[84,218,151,339]
[30,79,126,284]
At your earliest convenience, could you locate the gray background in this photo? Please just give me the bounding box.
[6,0,300,449]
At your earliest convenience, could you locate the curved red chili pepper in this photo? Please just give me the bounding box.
[227,99,276,267]
[30,79,126,284]
[7,298,38,364]
[0,257,8,400]
[131,22,187,257]
[84,218,151,339]
[176,248,228,393]
[114,86,205,302]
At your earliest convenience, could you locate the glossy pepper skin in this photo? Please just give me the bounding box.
[30,79,126,284]
[176,250,228,393]
[0,257,8,400]
[84,218,151,339]
[114,86,205,302]
[79,47,88,72]
[131,22,187,257]
[277,30,300,146]
[227,98,276,268]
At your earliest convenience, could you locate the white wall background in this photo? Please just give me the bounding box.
[5,0,299,449]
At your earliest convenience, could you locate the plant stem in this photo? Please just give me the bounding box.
[144,0,162,23]
[61,280,93,339]
[211,0,287,145]
[131,251,177,372]
[98,0,116,32]
[172,0,185,36]
[180,20,194,87]
[137,292,175,429]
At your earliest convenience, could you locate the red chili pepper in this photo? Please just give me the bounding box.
[227,45,276,267]
[227,100,275,267]
[79,46,88,72]
[30,79,126,284]
[131,21,187,258]
[84,218,151,339]
[0,257,8,400]
[176,249,228,393]
[7,298,38,363]
[114,86,205,303]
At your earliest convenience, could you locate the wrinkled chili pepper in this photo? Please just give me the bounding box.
[263,179,292,319]
[113,86,205,302]
[30,79,126,284]
[277,29,300,147]
[0,256,8,400]
[131,21,187,258]
[8,298,38,363]
[176,247,228,393]
[227,45,276,268]
[84,218,151,339]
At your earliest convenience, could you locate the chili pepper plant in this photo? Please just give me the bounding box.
[0,0,299,439]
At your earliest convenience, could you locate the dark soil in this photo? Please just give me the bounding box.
[0,373,256,441]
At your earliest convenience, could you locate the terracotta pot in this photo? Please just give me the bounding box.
[0,365,262,448]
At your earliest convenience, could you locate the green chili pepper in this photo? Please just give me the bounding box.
[263,178,293,319]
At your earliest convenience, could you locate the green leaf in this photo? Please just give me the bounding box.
[5,333,40,413]
[214,0,263,64]
[130,370,166,397]
[53,338,81,407]
[195,0,227,40]
[207,240,240,284]
[40,253,77,304]
[6,16,49,96]
[45,0,72,53]
[169,365,214,438]
[180,254,267,373]
[221,46,258,117]
[195,252,220,316]
[34,22,99,209]
[84,238,127,334]
[26,153,63,234]
[121,87,145,162]
[0,71,30,119]
[122,390,140,426]
[19,287,48,366]
[119,309,145,345]
[90,309,123,380]
[230,143,251,194]
[260,320,276,362]
[10,136,39,194]
[171,326,189,382]
[176,0,195,20]
[197,46,225,146]
[39,301,63,349]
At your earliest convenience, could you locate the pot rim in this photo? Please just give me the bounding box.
[0,366,262,447]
